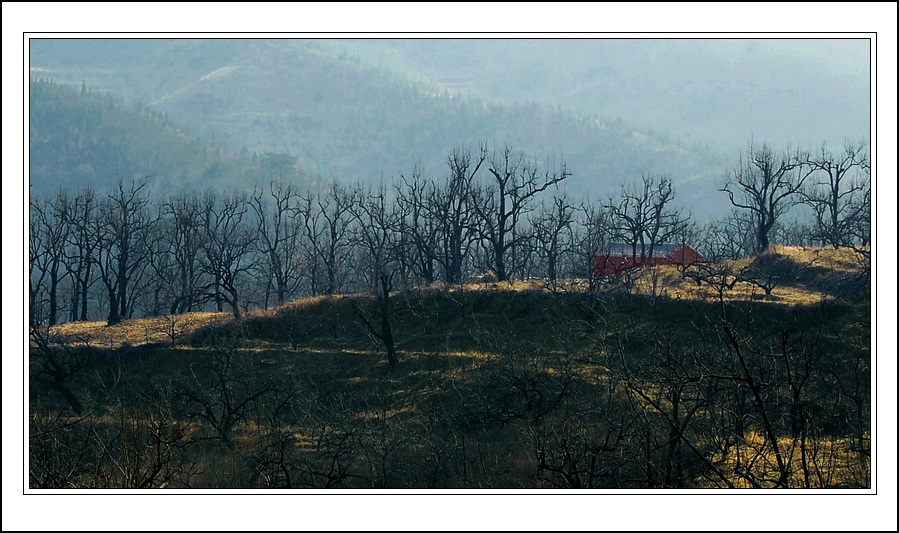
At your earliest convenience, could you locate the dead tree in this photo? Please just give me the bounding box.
[95,179,157,325]
[63,187,99,322]
[199,192,254,320]
[800,141,870,248]
[473,145,569,282]
[605,174,688,263]
[353,272,400,370]
[721,142,811,253]
[250,182,305,307]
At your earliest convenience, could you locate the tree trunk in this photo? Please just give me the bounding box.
[379,274,398,370]
[106,285,121,326]
[494,241,507,282]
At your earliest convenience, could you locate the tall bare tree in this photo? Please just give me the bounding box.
[474,145,569,282]
[30,192,71,326]
[29,197,49,327]
[312,182,357,295]
[353,272,400,371]
[572,200,611,291]
[351,183,401,291]
[63,187,99,322]
[199,192,253,320]
[95,180,156,325]
[721,142,811,253]
[157,193,205,314]
[800,140,870,248]
[395,164,441,286]
[250,182,305,307]
[530,193,574,286]
[434,145,486,284]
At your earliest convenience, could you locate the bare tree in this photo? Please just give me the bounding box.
[530,193,574,287]
[351,183,401,291]
[29,410,93,487]
[178,328,273,443]
[29,327,92,416]
[434,145,487,285]
[95,179,157,325]
[30,192,70,326]
[30,197,50,328]
[474,145,569,282]
[249,182,305,307]
[721,142,811,253]
[199,192,254,320]
[572,200,611,292]
[88,400,193,488]
[353,272,400,371]
[697,210,757,262]
[801,141,871,248]
[63,187,99,322]
[157,193,205,314]
[605,174,688,262]
[608,334,733,489]
[312,182,357,295]
[296,192,324,296]
[395,164,441,286]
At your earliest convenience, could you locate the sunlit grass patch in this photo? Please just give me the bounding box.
[706,430,870,488]
[48,311,233,348]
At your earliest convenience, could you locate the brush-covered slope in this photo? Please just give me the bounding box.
[32,260,870,489]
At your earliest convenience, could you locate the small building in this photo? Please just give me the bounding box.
[593,242,705,277]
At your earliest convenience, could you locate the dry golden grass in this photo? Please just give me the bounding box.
[43,245,865,349]
[610,244,867,306]
[769,244,868,269]
[706,430,870,488]
[630,263,835,306]
[450,244,865,306]
[48,311,232,348]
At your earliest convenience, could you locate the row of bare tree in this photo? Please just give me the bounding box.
[29,140,870,327]
[720,140,870,253]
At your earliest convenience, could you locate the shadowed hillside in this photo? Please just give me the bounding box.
[31,245,870,489]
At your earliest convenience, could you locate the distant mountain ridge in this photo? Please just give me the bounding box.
[31,38,866,218]
[338,38,870,149]
[28,79,313,196]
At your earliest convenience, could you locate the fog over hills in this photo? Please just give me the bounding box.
[28,38,870,219]
[340,38,870,149]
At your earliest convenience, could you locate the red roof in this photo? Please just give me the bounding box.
[592,244,705,277]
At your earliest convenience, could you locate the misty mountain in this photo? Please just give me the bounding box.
[29,79,315,196]
[30,38,738,217]
[340,38,870,150]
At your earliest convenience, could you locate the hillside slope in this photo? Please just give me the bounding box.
[29,39,731,215]
[342,38,870,150]
[29,79,313,195]
[32,245,870,490]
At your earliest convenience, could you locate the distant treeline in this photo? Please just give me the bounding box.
[29,136,869,326]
